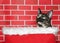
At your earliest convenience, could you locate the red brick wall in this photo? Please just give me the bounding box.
[0,0,60,43]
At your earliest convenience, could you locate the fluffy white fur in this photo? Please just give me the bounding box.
[2,27,58,35]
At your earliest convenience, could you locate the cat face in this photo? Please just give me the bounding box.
[36,8,53,27]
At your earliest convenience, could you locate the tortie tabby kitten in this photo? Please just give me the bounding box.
[36,8,53,28]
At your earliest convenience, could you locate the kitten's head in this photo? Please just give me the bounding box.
[36,8,53,27]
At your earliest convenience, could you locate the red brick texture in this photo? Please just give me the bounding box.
[26,0,38,5]
[19,6,31,10]
[4,5,17,10]
[53,0,60,5]
[39,0,51,5]
[12,0,24,4]
[0,0,60,43]
[0,0,10,4]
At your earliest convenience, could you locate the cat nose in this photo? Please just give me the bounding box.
[45,21,49,24]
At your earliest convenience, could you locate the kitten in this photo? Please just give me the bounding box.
[36,8,53,28]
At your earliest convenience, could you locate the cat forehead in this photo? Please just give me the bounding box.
[42,14,47,16]
[39,14,48,17]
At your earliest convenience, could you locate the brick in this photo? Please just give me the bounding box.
[0,31,3,35]
[26,11,38,15]
[5,16,17,20]
[25,21,37,25]
[53,0,60,5]
[12,0,24,4]
[39,0,51,5]
[3,11,10,15]
[58,36,60,40]
[0,11,5,15]
[0,0,10,4]
[51,25,58,28]
[59,26,60,29]
[19,6,31,10]
[59,16,60,20]
[11,21,24,25]
[0,11,10,15]
[32,16,37,20]
[58,31,60,34]
[0,16,3,20]
[4,5,17,10]
[0,6,3,10]
[12,11,24,15]
[52,16,58,20]
[26,0,38,5]
[33,6,45,10]
[52,21,60,25]
[46,6,58,10]
[0,0,3,4]
[58,6,60,10]
[19,16,31,20]
[0,26,3,30]
[53,11,60,15]
[0,36,3,40]
[0,21,10,25]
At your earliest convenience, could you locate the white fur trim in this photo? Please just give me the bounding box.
[2,27,58,35]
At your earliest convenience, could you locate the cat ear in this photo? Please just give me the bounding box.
[38,8,42,14]
[47,10,53,18]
